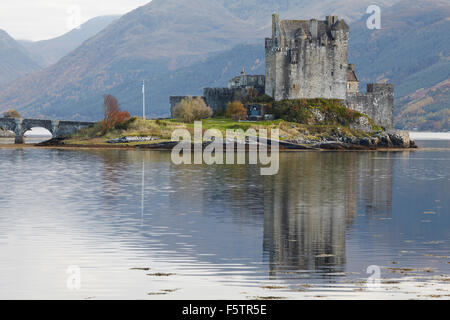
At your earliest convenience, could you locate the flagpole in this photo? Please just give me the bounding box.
[142,80,146,120]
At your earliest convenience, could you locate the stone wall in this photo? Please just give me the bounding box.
[202,88,236,113]
[229,74,265,90]
[346,84,394,129]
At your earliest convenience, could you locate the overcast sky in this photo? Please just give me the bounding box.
[0,0,150,41]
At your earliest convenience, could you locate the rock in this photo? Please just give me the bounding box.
[371,137,380,145]
[311,109,325,122]
[378,133,393,147]
[279,141,319,150]
[350,116,372,132]
[387,130,411,148]
[313,142,348,150]
[359,137,372,146]
[37,137,65,146]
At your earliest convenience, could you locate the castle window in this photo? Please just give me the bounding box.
[340,64,343,69]
[331,71,334,76]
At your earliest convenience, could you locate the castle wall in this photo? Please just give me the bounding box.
[203,87,258,113]
[170,87,262,118]
[229,74,265,90]
[346,84,394,129]
[203,88,236,113]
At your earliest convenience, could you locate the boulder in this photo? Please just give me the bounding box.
[387,130,411,148]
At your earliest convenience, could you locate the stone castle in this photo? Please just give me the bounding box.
[170,14,394,129]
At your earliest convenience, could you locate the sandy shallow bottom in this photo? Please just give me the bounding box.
[99,273,450,300]
[140,276,450,300]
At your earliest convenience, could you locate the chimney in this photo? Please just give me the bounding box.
[310,19,318,38]
[348,64,355,71]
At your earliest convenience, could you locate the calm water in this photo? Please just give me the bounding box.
[0,141,449,299]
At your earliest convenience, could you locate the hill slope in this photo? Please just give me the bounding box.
[0,30,41,89]
[19,16,120,68]
[217,0,401,25]
[0,0,447,130]
[349,0,450,130]
[0,0,263,120]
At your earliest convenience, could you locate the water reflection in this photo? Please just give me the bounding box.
[90,150,396,276]
[0,145,448,298]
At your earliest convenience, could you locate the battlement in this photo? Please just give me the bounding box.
[367,83,394,94]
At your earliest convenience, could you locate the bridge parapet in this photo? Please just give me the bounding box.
[0,118,95,144]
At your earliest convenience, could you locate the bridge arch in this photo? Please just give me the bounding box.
[23,127,53,143]
[0,117,95,144]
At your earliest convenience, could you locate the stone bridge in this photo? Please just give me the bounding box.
[0,118,95,144]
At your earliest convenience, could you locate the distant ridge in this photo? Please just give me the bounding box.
[0,0,447,131]
[20,15,120,68]
[0,29,41,89]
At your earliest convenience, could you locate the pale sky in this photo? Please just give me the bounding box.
[0,0,151,41]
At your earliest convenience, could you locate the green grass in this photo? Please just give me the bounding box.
[68,117,375,146]
[68,98,382,145]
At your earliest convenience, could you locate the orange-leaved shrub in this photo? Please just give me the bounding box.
[101,94,130,133]
[226,101,247,120]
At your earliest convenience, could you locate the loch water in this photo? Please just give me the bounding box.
[0,140,448,299]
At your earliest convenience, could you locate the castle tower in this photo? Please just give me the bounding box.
[265,14,349,101]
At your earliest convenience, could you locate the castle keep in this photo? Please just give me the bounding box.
[170,14,394,129]
[265,15,349,100]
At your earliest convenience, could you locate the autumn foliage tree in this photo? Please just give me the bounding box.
[101,94,130,133]
[226,101,247,120]
[173,97,213,123]
[3,109,21,118]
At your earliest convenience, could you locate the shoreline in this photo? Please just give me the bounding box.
[0,142,425,152]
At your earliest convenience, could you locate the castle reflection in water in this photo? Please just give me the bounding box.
[93,150,394,277]
[262,153,393,276]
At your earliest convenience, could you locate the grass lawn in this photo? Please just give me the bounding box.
[66,116,374,146]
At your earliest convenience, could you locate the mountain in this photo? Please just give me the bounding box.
[20,16,120,68]
[0,0,447,130]
[216,0,401,25]
[349,0,450,131]
[0,0,264,120]
[0,30,41,89]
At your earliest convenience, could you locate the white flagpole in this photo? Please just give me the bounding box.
[142,80,146,120]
